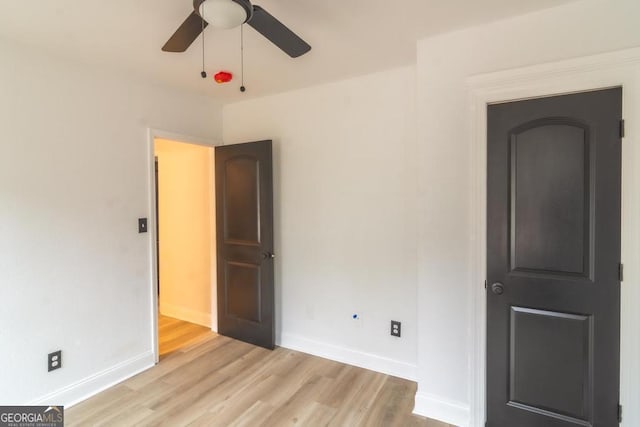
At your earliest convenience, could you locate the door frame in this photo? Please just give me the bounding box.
[146,128,221,363]
[468,47,640,427]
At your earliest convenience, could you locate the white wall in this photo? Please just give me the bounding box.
[223,66,419,379]
[155,139,214,327]
[0,37,221,405]
[414,0,640,425]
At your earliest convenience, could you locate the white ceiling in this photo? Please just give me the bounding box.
[0,0,579,103]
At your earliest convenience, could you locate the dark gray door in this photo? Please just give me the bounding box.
[487,88,622,426]
[215,140,275,349]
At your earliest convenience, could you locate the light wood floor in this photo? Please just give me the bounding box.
[67,317,451,427]
[158,315,212,358]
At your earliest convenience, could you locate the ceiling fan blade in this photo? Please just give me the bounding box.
[162,12,208,52]
[247,5,311,58]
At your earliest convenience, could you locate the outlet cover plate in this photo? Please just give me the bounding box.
[48,350,62,372]
[391,320,401,337]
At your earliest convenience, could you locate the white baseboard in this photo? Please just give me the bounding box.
[278,332,417,381]
[413,392,471,427]
[159,303,211,328]
[28,351,155,408]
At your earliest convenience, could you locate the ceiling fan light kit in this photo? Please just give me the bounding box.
[200,0,250,29]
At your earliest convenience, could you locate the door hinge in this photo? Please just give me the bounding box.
[619,263,624,282]
[618,403,623,423]
[620,119,625,138]
[484,280,487,290]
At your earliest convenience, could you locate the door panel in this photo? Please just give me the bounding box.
[226,261,261,322]
[224,157,260,243]
[510,120,589,276]
[487,88,621,427]
[216,140,274,350]
[509,307,592,422]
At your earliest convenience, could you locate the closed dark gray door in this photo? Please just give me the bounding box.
[487,88,622,426]
[215,140,275,349]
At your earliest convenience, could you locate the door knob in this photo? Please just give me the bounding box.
[491,282,504,295]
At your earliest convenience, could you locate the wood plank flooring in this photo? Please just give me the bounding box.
[158,315,212,358]
[67,318,451,427]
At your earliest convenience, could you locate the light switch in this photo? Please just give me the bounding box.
[138,218,148,233]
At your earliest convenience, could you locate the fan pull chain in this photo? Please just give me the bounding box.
[240,25,246,92]
[200,3,207,78]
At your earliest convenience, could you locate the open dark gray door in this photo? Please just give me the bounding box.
[487,88,622,426]
[215,140,275,349]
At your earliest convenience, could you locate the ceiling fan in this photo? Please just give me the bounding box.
[162,0,311,58]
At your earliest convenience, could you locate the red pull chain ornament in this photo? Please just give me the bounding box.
[214,71,233,83]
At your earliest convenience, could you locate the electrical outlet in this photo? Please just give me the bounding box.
[48,350,62,372]
[391,320,401,337]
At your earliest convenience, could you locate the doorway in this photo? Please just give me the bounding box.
[153,137,217,359]
[485,89,622,426]
[467,48,640,427]
[148,132,277,362]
